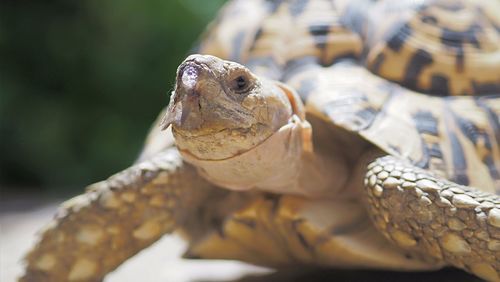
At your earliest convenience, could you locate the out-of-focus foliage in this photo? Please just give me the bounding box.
[0,0,226,192]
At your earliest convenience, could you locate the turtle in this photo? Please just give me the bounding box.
[20,0,500,281]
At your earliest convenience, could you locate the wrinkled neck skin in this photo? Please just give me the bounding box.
[177,103,356,199]
[165,55,359,199]
[174,91,352,198]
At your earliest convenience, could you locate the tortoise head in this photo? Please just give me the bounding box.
[162,54,300,160]
[162,55,313,193]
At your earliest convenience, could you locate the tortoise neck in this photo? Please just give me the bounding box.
[304,114,381,199]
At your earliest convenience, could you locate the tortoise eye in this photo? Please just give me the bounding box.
[230,75,250,93]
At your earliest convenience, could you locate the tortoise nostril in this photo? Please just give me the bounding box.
[181,66,198,89]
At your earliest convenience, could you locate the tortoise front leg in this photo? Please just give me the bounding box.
[364,156,500,281]
[19,148,211,282]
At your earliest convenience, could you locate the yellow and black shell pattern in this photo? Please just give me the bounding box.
[196,0,500,192]
[198,0,500,96]
[295,62,500,194]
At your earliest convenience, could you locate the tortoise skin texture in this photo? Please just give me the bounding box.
[365,156,500,280]
[20,0,500,281]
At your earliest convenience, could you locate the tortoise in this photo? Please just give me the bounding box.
[20,0,500,281]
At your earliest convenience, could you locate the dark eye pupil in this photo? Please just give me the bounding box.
[235,76,247,89]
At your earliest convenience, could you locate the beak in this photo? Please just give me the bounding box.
[161,61,203,130]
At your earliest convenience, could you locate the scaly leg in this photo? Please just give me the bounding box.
[364,156,500,281]
[19,148,212,282]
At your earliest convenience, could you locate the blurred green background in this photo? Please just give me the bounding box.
[0,0,226,194]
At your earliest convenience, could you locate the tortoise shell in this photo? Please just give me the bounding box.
[199,0,500,96]
[196,0,500,193]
